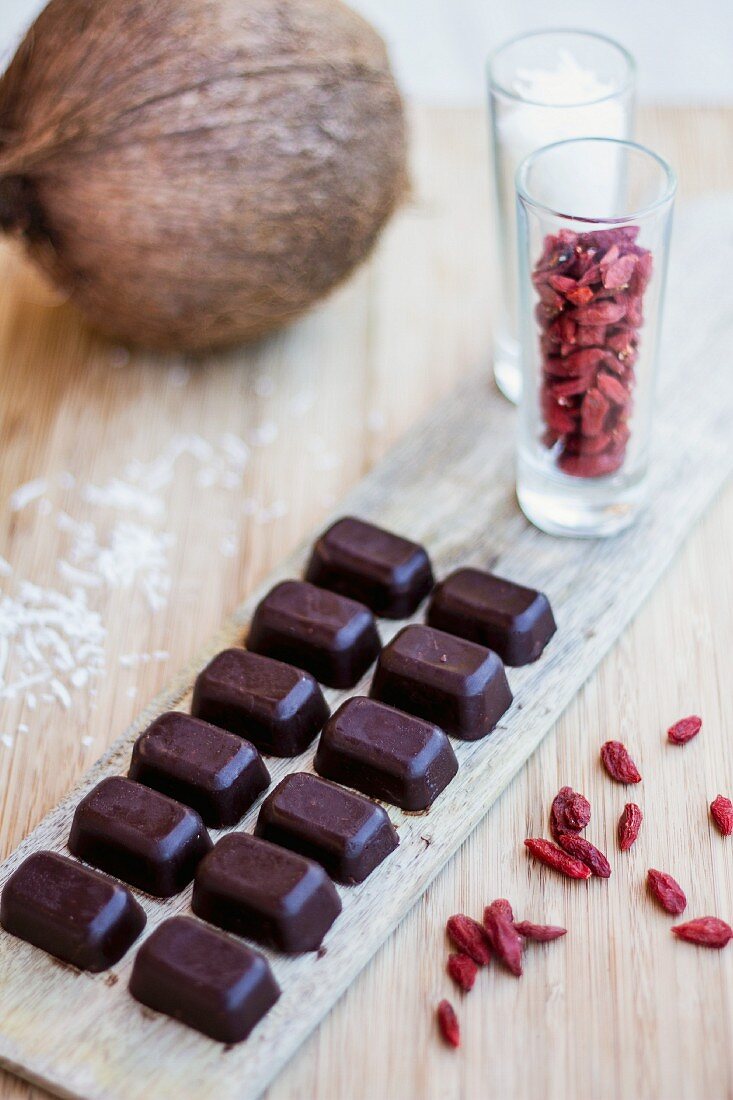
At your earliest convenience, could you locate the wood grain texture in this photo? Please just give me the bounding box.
[0,106,731,1100]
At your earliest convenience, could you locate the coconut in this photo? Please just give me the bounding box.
[0,0,406,351]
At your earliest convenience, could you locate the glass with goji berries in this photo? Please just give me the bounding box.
[515,138,676,537]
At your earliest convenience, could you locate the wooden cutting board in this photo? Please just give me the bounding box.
[0,175,732,1098]
[1,106,732,1100]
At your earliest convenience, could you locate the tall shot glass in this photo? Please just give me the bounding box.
[488,30,635,404]
[515,138,676,538]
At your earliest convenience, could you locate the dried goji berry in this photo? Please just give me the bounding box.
[710,795,733,837]
[603,253,637,290]
[446,914,491,966]
[557,833,612,878]
[581,388,610,437]
[482,903,523,977]
[558,450,625,478]
[618,803,643,851]
[596,370,629,406]
[524,838,592,880]
[485,898,514,922]
[600,741,642,784]
[514,921,567,942]
[447,952,478,992]
[573,300,627,326]
[437,999,460,1047]
[647,869,687,916]
[667,715,702,745]
[550,786,591,840]
[672,917,733,949]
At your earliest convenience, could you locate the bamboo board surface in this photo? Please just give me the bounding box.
[0,107,732,1100]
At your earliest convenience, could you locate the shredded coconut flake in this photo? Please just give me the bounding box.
[9,479,49,512]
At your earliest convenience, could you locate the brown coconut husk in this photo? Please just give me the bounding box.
[0,0,407,351]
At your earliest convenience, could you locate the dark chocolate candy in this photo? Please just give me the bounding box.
[370,624,513,741]
[427,568,556,666]
[254,772,398,884]
[192,832,341,953]
[192,648,328,757]
[248,580,381,689]
[69,776,212,898]
[305,516,434,619]
[0,851,145,972]
[315,696,458,810]
[129,712,270,828]
[130,916,280,1044]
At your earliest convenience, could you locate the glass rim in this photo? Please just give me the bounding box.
[515,137,677,223]
[487,28,635,109]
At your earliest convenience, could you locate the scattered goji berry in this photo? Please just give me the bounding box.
[671,917,733,949]
[437,999,460,1047]
[710,795,733,836]
[600,740,642,784]
[524,838,592,880]
[446,914,491,966]
[557,833,612,878]
[483,903,523,977]
[485,898,514,922]
[618,803,643,851]
[550,786,591,840]
[667,715,702,745]
[647,869,687,916]
[514,921,567,942]
[446,952,478,992]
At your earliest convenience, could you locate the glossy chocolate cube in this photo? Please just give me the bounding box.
[130,916,280,1044]
[305,516,434,618]
[428,568,556,666]
[0,851,146,972]
[315,696,458,810]
[192,832,341,953]
[370,624,513,741]
[129,712,270,828]
[248,580,381,689]
[69,776,212,898]
[192,648,329,757]
[255,771,398,884]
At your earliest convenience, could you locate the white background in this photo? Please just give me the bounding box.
[1,0,732,104]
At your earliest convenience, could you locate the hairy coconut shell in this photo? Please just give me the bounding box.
[0,0,406,351]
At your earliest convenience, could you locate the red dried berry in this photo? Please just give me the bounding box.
[524,838,592,880]
[600,741,642,784]
[596,370,629,406]
[710,795,733,837]
[446,914,491,966]
[564,791,592,831]
[514,921,567,942]
[647,869,687,916]
[573,301,626,326]
[667,715,702,745]
[482,903,523,977]
[603,253,637,290]
[672,917,733,949]
[437,999,460,1047]
[558,450,625,478]
[550,786,591,840]
[566,285,594,307]
[486,898,514,922]
[618,803,643,851]
[581,388,610,437]
[447,952,478,992]
[557,833,612,878]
